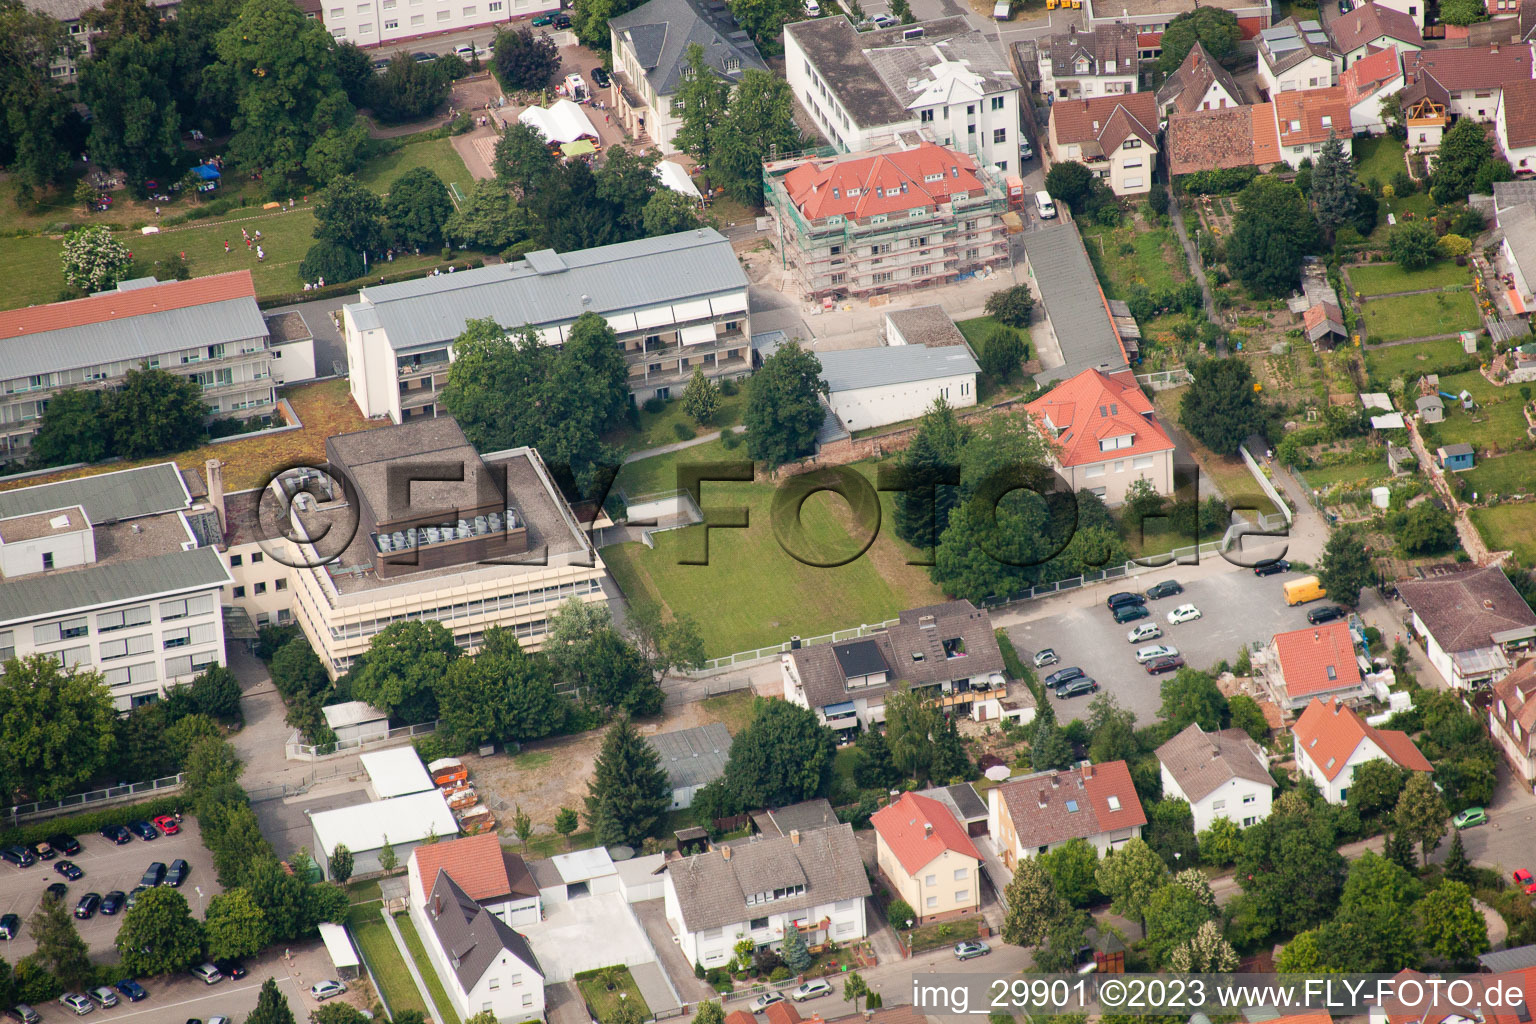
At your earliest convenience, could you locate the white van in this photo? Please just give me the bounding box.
[805,0,820,14]
[993,1,1011,18]
[1034,191,1057,219]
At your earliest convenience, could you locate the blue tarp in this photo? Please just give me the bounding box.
[191,164,220,180]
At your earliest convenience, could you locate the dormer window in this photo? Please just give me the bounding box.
[1106,60,1115,72]
[1320,115,1331,127]
[1290,119,1301,131]
[724,56,740,72]
[1106,795,1121,811]
[1075,58,1089,72]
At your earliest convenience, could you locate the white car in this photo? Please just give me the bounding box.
[1166,604,1202,625]
[751,993,786,1013]
[1135,644,1179,664]
[1126,623,1162,643]
[310,980,348,1001]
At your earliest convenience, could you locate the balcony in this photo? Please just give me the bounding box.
[400,386,438,409]
[397,355,449,379]
[937,685,1007,709]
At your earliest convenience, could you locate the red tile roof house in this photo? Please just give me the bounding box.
[1024,367,1176,504]
[1497,77,1536,172]
[1155,41,1246,115]
[1396,564,1536,689]
[1165,104,1282,176]
[871,792,983,923]
[1272,86,1354,168]
[1343,45,1407,135]
[1402,43,1536,124]
[1047,92,1159,196]
[408,832,542,928]
[1329,2,1422,67]
[986,761,1147,867]
[1256,619,1372,711]
[1489,660,1536,792]
[1292,696,1432,804]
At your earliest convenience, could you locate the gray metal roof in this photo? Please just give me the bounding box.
[646,722,734,790]
[345,229,747,352]
[0,297,268,381]
[0,546,229,626]
[0,463,189,524]
[1500,203,1536,287]
[818,345,979,393]
[1480,945,1536,973]
[1022,223,1128,384]
[609,0,767,99]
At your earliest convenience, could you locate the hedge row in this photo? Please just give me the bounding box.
[256,255,487,308]
[0,794,185,848]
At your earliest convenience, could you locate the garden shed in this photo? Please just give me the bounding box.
[1436,443,1475,472]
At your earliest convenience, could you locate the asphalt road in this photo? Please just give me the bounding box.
[1006,565,1315,725]
[22,968,309,1024]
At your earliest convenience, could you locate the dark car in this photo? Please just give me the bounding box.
[28,841,55,862]
[1145,580,1184,600]
[1106,591,1146,610]
[125,886,149,910]
[128,821,158,841]
[100,891,126,915]
[590,66,611,88]
[1307,604,1346,625]
[115,980,147,1002]
[141,863,166,888]
[49,835,81,856]
[553,12,570,26]
[1056,677,1099,698]
[372,57,390,72]
[412,50,437,61]
[1144,654,1186,675]
[0,913,20,939]
[100,825,132,845]
[1044,666,1085,688]
[214,959,247,980]
[165,859,189,887]
[0,846,35,868]
[5,1006,39,1024]
[46,882,68,901]
[1253,558,1291,577]
[54,860,82,880]
[1113,603,1151,624]
[74,893,101,919]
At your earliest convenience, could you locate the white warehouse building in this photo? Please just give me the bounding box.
[818,341,979,435]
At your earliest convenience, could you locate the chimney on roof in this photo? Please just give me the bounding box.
[206,458,226,534]
[791,829,801,845]
[1037,790,1049,808]
[1051,772,1060,788]
[1333,699,1343,715]
[1211,746,1221,760]
[924,823,934,838]
[1314,630,1320,642]
[433,894,442,917]
[1083,764,1095,779]
[722,844,733,860]
[1484,599,1496,611]
[919,615,937,629]
[1491,43,1499,52]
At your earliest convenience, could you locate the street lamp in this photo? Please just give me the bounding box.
[195,885,205,917]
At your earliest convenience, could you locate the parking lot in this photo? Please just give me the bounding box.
[1006,565,1313,724]
[0,818,222,960]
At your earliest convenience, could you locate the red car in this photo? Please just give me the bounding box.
[1516,869,1533,887]
[151,815,180,836]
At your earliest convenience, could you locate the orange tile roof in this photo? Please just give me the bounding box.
[995,761,1148,848]
[1275,86,1353,147]
[1050,92,1159,150]
[1294,697,1432,780]
[412,832,514,903]
[782,143,986,222]
[1382,968,1536,1024]
[1503,78,1536,148]
[1252,101,1282,163]
[1343,46,1403,107]
[1138,31,1162,47]
[0,270,256,340]
[1272,1015,1334,1024]
[870,792,981,876]
[1403,43,1534,93]
[766,1002,803,1024]
[727,1012,758,1024]
[1025,367,1174,469]
[1272,620,1362,700]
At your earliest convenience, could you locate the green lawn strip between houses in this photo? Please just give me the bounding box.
[1352,135,1410,188]
[575,966,652,1021]
[346,902,431,1019]
[1346,261,1469,297]
[395,910,464,1024]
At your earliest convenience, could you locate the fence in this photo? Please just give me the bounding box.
[1239,442,1294,525]
[975,539,1226,609]
[1135,368,1194,391]
[702,618,902,671]
[285,720,439,761]
[3,773,184,826]
[246,758,366,803]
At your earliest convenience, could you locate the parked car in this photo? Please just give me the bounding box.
[1166,604,1202,624]
[115,980,147,1002]
[1135,644,1178,663]
[125,886,149,909]
[0,913,20,939]
[1307,605,1345,625]
[411,50,437,62]
[213,960,247,980]
[868,12,894,26]
[127,821,158,841]
[5,1005,39,1024]
[54,860,82,880]
[1056,677,1099,698]
[371,57,390,72]
[1253,558,1290,577]
[28,841,55,862]
[57,994,92,1016]
[46,883,68,901]
[791,981,832,1002]
[1127,623,1163,643]
[0,846,34,868]
[1032,648,1059,668]
[1106,591,1146,611]
[1113,604,1150,624]
[591,66,611,88]
[165,859,189,887]
[750,993,786,1013]
[1044,666,1085,688]
[100,825,131,845]
[49,835,81,856]
[1453,807,1488,829]
[1145,655,1185,675]
[152,815,180,836]
[1019,139,1034,161]
[190,963,223,985]
[1515,869,1533,886]
[453,43,475,56]
[552,12,571,27]
[1145,580,1184,600]
[100,891,126,916]
[74,894,101,919]
[310,981,347,1002]
[86,989,117,1010]
[954,940,991,960]
[141,863,166,888]
[531,11,553,23]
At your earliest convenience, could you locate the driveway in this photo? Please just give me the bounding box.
[263,296,348,379]
[0,819,222,961]
[1005,565,1314,724]
[253,787,369,863]
[519,894,657,982]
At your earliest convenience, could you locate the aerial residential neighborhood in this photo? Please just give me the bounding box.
[7,0,1536,1017]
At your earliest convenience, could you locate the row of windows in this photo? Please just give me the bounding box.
[1,345,265,398]
[924,891,969,907]
[322,577,594,642]
[101,648,218,689]
[232,579,288,598]
[25,594,216,647]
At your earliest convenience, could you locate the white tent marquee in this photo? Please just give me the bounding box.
[518,99,599,145]
[654,160,701,200]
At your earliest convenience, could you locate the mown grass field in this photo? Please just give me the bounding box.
[1346,260,1469,297]
[1360,290,1481,343]
[346,902,430,1019]
[1471,503,1536,565]
[1363,336,1472,384]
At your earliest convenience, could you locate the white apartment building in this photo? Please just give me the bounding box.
[343,230,750,414]
[0,462,230,710]
[318,0,554,47]
[1082,0,1269,36]
[785,16,1023,179]
[1036,24,1141,100]
[1156,723,1275,832]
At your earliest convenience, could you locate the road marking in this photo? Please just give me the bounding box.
[92,979,273,1021]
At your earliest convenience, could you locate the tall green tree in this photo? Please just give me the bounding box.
[1225,174,1321,296]
[1001,857,1065,945]
[29,893,93,989]
[247,977,298,1024]
[1234,797,1345,938]
[204,888,272,961]
[593,146,660,239]
[492,24,560,90]
[78,35,182,185]
[28,389,109,468]
[1094,837,1167,930]
[1157,10,1239,72]
[883,687,943,782]
[349,620,460,724]
[780,921,812,972]
[744,341,829,468]
[544,600,655,712]
[711,69,802,204]
[1394,771,1448,865]
[1314,851,1420,971]
[446,180,528,251]
[1316,525,1374,609]
[1431,115,1495,202]
[494,123,558,199]
[386,167,453,250]
[625,603,706,687]
[682,368,721,425]
[891,398,966,552]
[721,700,836,808]
[107,365,208,458]
[371,51,451,123]
[672,43,730,173]
[0,0,77,195]
[436,627,568,749]
[1037,839,1100,908]
[852,728,900,790]
[643,189,702,236]
[979,326,1027,382]
[313,174,386,255]
[116,887,205,976]
[585,716,671,847]
[0,655,115,802]
[1310,131,1358,240]
[1144,879,1215,967]
[1179,357,1267,456]
[1144,798,1200,869]
[1418,879,1489,965]
[1158,669,1228,732]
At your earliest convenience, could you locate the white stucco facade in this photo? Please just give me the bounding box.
[319,0,555,47]
[662,874,867,968]
[1159,766,1274,833]
[826,372,978,433]
[1258,51,1336,96]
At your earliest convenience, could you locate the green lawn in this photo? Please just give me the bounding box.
[1346,261,1470,297]
[1080,219,1187,299]
[576,967,652,1022]
[615,436,734,498]
[700,690,758,734]
[1363,336,1474,385]
[0,234,69,309]
[955,315,1034,399]
[908,916,982,953]
[1460,450,1536,499]
[1299,456,1390,490]
[353,137,474,198]
[394,911,463,1024]
[607,391,748,453]
[346,903,430,1019]
[1472,503,1536,565]
[1353,135,1409,188]
[1369,194,1437,243]
[1360,290,1482,343]
[602,458,945,656]
[1429,369,1528,451]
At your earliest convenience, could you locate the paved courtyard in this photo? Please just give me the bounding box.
[519,893,659,982]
